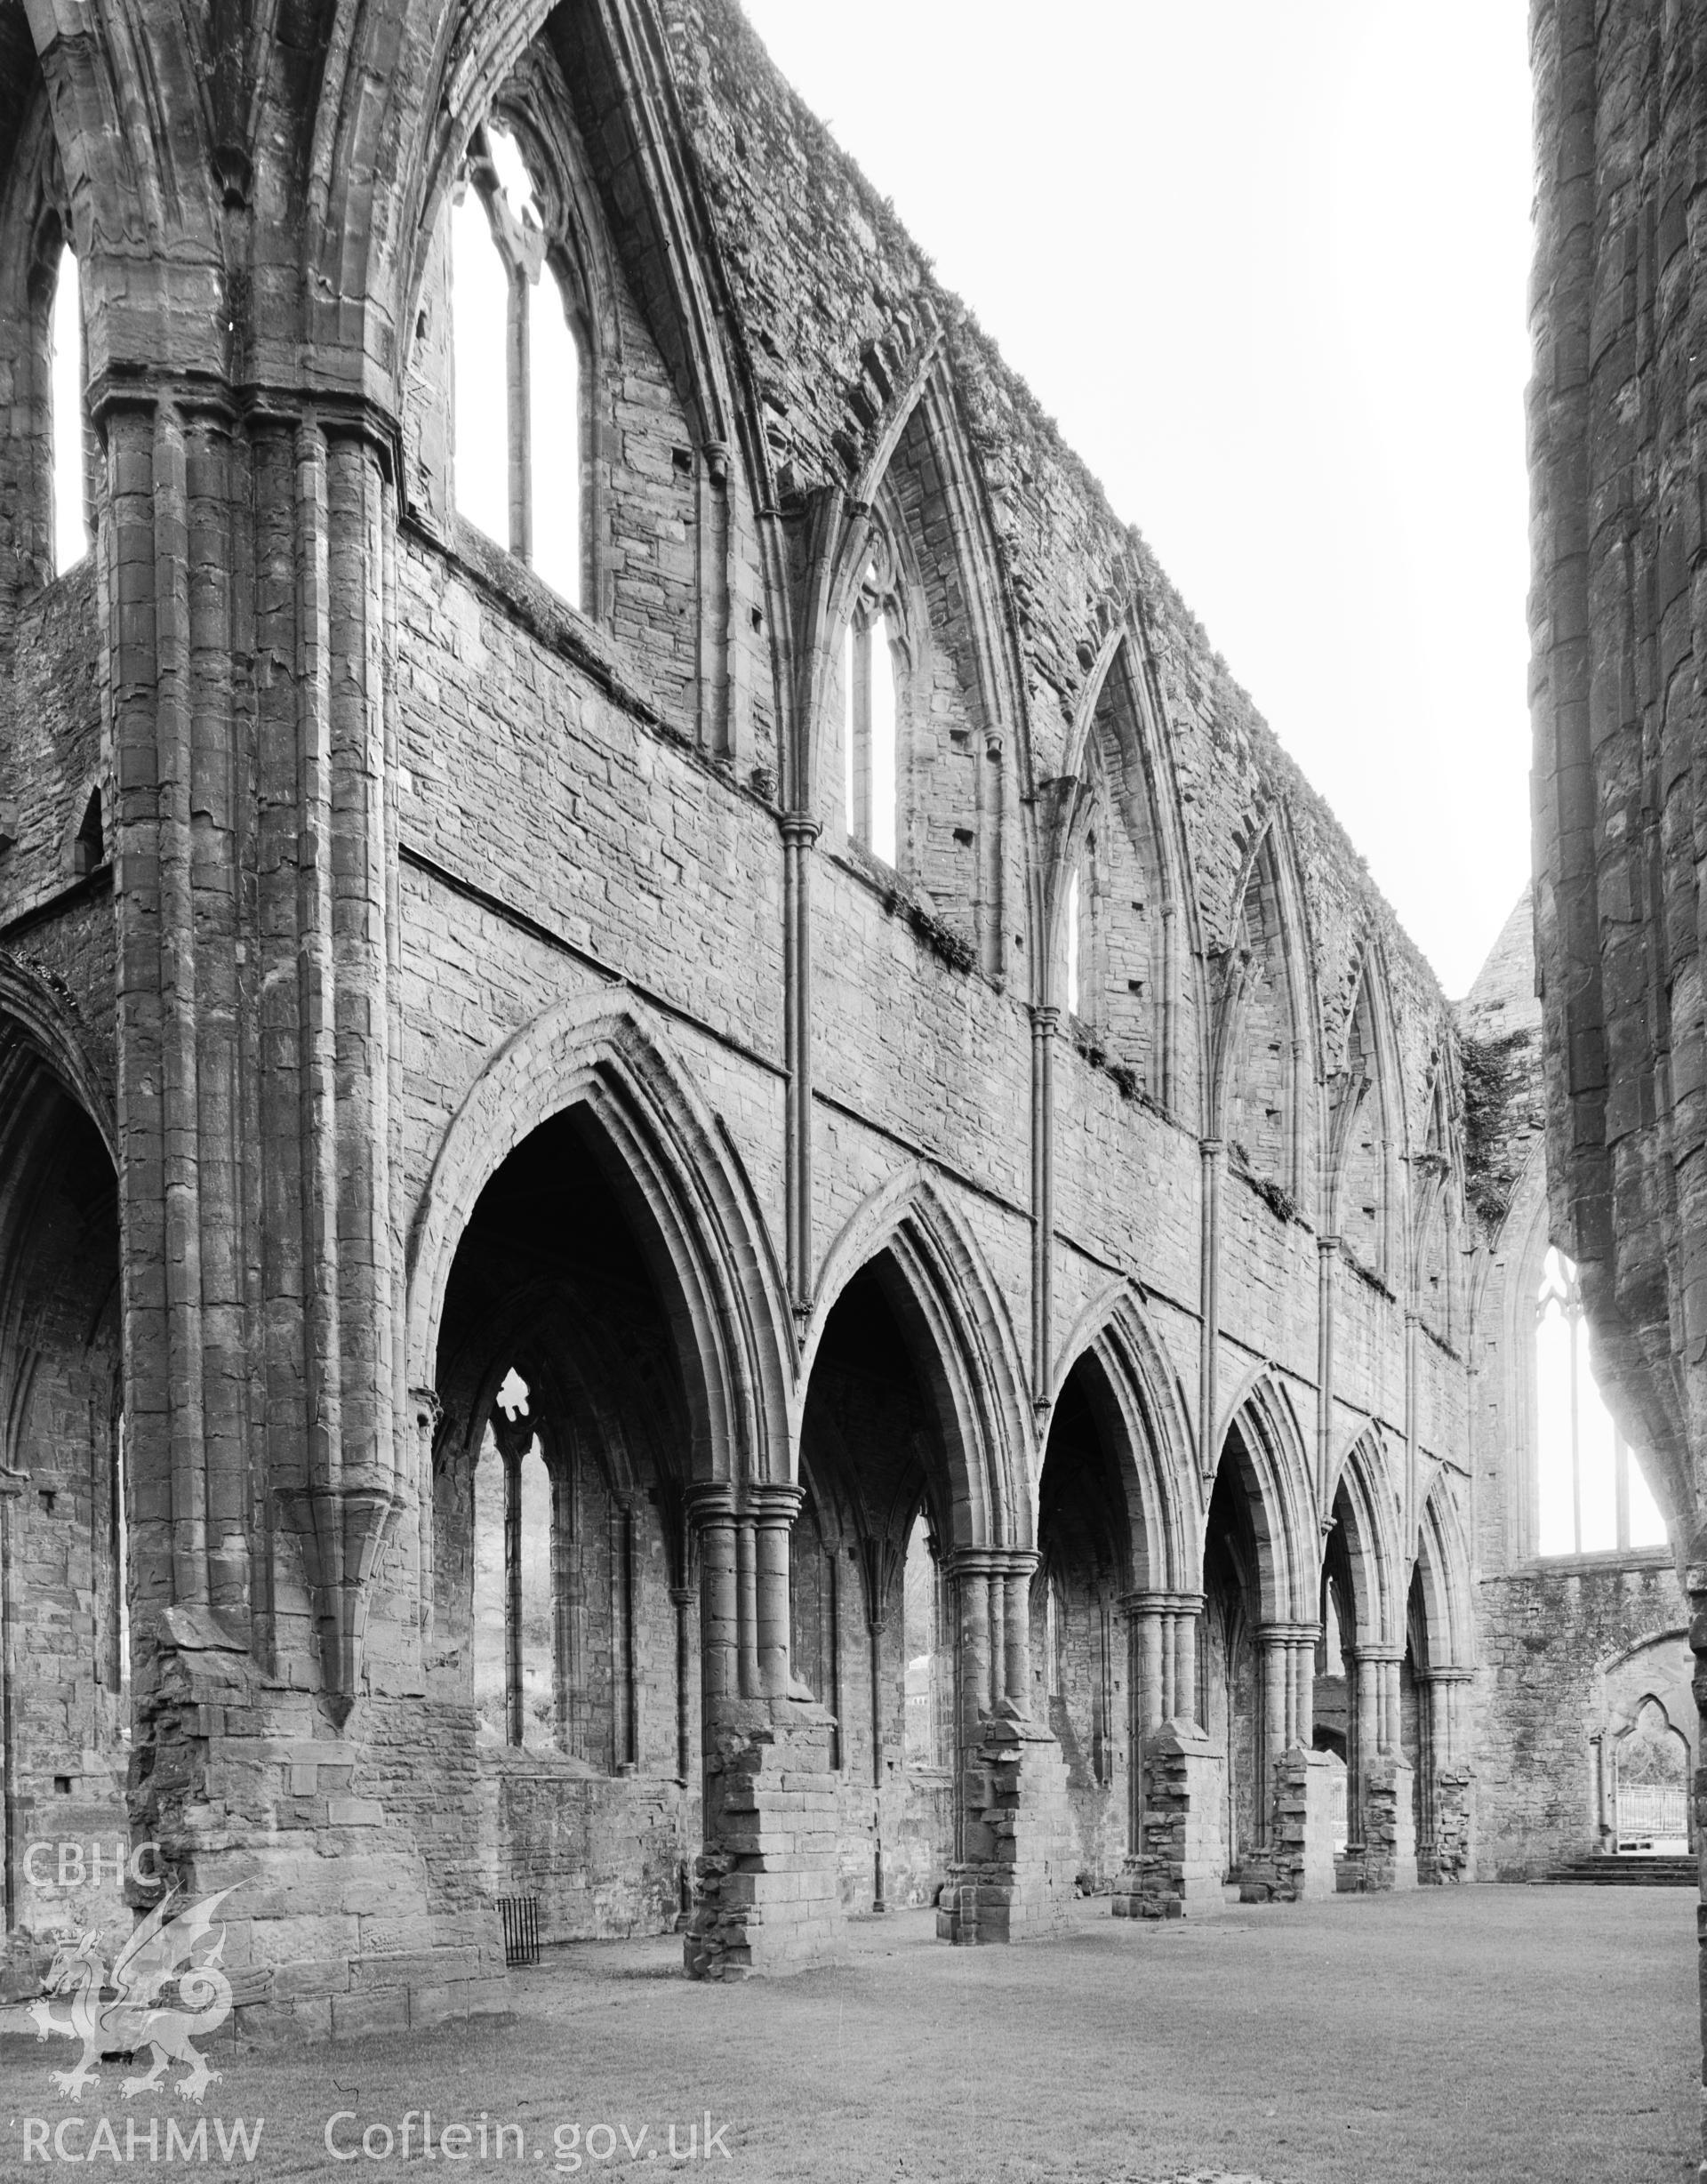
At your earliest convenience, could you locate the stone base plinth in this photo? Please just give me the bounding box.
[1239,1747,1336,1903]
[1110,1722,1224,1919]
[1420,1766,1472,1883]
[1362,1757,1417,1890]
[683,1699,847,1979]
[936,1714,1075,1944]
[156,1722,512,2039]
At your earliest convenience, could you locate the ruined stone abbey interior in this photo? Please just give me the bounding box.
[0,0,1701,2100]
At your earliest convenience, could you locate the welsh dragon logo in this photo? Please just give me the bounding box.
[28,1889,235,2105]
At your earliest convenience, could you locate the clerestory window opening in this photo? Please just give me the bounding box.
[452,122,586,611]
[1535,1246,1666,1556]
[843,549,901,865]
[49,240,90,576]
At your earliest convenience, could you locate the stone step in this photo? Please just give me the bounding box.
[1535,1856,1696,1888]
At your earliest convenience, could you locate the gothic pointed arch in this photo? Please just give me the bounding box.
[387,0,753,469]
[1048,1281,1198,1592]
[0,951,115,1158]
[1413,1472,1474,1670]
[1046,625,1203,1121]
[805,1166,1034,1553]
[1213,810,1318,1208]
[1328,944,1405,1281]
[1325,1426,1404,1649]
[1209,1363,1316,1623]
[1414,1061,1463,1346]
[405,989,793,1493]
[794,357,1026,979]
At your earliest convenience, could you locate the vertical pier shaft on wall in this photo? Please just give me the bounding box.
[1031,1007,1058,1401]
[1317,1236,1339,1517]
[781,815,819,1313]
[1198,1139,1224,1477]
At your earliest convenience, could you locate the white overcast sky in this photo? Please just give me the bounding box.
[738,0,1535,1000]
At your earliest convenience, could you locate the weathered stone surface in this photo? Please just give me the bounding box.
[0,0,1569,2035]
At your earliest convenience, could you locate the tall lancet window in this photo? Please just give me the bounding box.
[844,540,901,864]
[1535,1247,1665,1556]
[49,242,89,574]
[452,123,586,610]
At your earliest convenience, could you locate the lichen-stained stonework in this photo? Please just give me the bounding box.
[1527,0,1707,2155]
[0,0,1505,2020]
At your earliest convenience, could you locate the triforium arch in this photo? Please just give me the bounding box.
[1212,809,1318,1208]
[407,990,793,1493]
[1046,622,1205,1123]
[1326,943,1406,1283]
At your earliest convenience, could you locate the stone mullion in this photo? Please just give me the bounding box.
[507,269,531,566]
[503,1445,524,1747]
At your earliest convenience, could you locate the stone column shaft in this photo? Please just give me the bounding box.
[1003,1563,1032,1713]
[751,1484,802,1700]
[734,1514,759,1698]
[689,1491,739,1703]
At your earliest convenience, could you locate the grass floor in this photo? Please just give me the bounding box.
[0,1884,1695,2183]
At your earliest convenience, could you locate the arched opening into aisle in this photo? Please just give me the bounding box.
[793,1257,964,1915]
[430,1104,701,1939]
[0,1004,125,1947]
[1034,1356,1135,1891]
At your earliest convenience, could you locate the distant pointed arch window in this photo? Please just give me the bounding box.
[48,239,90,575]
[1336,976,1390,1279]
[1535,1248,1665,1555]
[1224,842,1299,1197]
[843,537,902,864]
[1062,827,1101,1024]
[452,123,588,611]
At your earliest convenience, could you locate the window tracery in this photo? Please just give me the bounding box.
[452,121,588,611]
[842,534,903,865]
